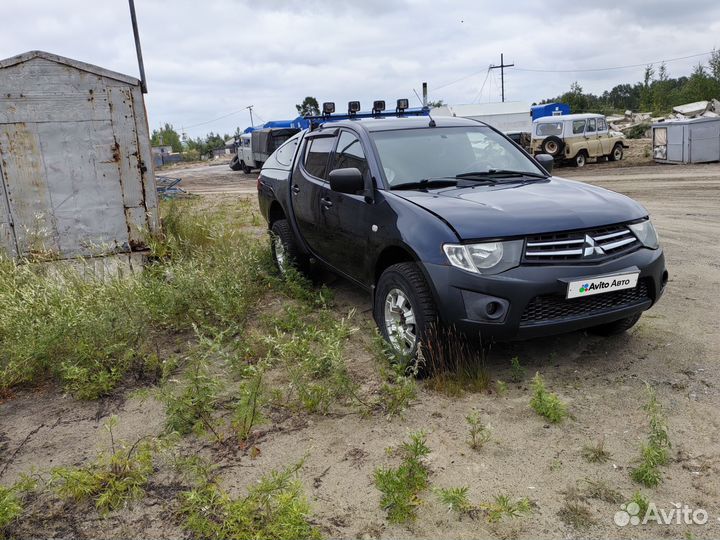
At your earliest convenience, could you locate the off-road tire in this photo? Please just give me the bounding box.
[573,151,588,168]
[229,155,242,171]
[374,262,439,368]
[541,136,564,157]
[608,143,624,162]
[241,161,253,174]
[270,219,307,274]
[590,313,641,336]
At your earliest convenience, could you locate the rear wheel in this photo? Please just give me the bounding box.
[609,144,624,161]
[270,219,306,275]
[374,263,438,360]
[573,151,587,168]
[590,313,641,336]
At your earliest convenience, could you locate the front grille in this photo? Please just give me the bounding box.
[520,279,650,324]
[523,224,640,264]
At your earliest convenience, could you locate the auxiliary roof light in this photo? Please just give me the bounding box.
[348,101,361,115]
[396,98,409,112]
[372,100,386,114]
[322,102,336,115]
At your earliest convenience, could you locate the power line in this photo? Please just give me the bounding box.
[471,68,491,103]
[182,106,254,130]
[510,51,714,73]
[428,49,714,93]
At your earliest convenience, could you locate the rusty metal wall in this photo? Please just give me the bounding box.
[0,54,158,261]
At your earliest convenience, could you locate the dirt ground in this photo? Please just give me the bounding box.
[2,156,720,539]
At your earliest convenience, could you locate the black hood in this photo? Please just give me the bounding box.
[391,177,647,240]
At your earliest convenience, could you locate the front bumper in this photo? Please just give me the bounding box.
[423,247,667,341]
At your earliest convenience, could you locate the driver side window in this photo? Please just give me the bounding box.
[329,131,369,179]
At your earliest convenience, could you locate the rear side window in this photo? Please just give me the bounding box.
[536,122,562,137]
[303,137,335,179]
[274,137,299,167]
[329,131,369,178]
[572,120,586,134]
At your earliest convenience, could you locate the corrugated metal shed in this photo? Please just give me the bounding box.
[0,50,158,261]
[651,117,720,164]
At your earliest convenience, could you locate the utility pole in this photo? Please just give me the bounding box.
[246,105,254,127]
[128,0,147,93]
[489,53,514,102]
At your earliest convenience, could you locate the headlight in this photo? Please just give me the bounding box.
[443,240,523,275]
[628,219,659,249]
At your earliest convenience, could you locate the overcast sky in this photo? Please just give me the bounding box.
[2,0,719,138]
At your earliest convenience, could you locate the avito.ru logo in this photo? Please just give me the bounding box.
[614,501,709,527]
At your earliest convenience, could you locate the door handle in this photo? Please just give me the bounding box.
[291,184,300,195]
[320,197,333,209]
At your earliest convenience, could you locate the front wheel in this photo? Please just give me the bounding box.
[374,262,438,358]
[589,313,641,336]
[609,144,624,161]
[573,151,587,168]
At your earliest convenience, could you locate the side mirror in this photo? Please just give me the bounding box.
[535,153,554,174]
[328,167,364,194]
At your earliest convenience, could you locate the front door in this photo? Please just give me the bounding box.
[584,118,602,157]
[291,133,336,255]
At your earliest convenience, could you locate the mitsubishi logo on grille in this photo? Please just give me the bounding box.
[583,234,605,257]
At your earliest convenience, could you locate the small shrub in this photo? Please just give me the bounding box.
[163,355,221,438]
[630,384,670,487]
[582,439,611,463]
[482,494,532,523]
[580,478,623,504]
[509,356,525,383]
[630,490,650,518]
[466,411,491,450]
[495,380,508,396]
[529,372,568,423]
[50,417,154,513]
[374,432,430,523]
[179,461,322,540]
[423,325,490,396]
[231,369,265,441]
[0,477,34,531]
[435,486,473,515]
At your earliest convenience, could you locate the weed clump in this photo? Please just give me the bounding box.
[374,432,430,523]
[180,461,322,540]
[0,476,35,531]
[581,439,612,463]
[630,384,670,487]
[50,416,154,512]
[529,372,568,423]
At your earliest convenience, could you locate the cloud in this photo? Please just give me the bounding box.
[1,0,718,137]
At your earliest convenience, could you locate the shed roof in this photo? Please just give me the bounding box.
[0,50,140,86]
[434,102,530,117]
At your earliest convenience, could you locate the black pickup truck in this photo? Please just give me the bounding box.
[257,115,667,355]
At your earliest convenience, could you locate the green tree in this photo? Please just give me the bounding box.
[427,99,445,108]
[652,62,671,114]
[150,123,182,152]
[295,97,320,117]
[708,48,720,83]
[682,62,716,103]
[639,64,655,111]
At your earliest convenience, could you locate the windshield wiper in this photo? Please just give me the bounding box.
[391,178,458,190]
[456,169,547,180]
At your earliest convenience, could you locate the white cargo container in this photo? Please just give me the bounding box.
[0,50,158,262]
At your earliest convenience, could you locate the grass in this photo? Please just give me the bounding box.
[579,478,623,504]
[374,431,431,523]
[180,461,322,540]
[482,495,532,523]
[558,500,596,529]
[630,383,670,487]
[581,439,612,463]
[529,372,568,423]
[630,490,650,518]
[422,325,490,396]
[0,199,269,399]
[435,486,473,515]
[50,416,154,513]
[434,487,532,524]
[231,368,266,441]
[466,411,491,450]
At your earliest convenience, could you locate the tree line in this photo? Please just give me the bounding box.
[538,49,720,115]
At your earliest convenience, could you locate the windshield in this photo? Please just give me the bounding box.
[370,126,545,188]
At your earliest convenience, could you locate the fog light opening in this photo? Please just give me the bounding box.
[486,301,500,316]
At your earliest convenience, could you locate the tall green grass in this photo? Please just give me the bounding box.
[0,200,270,399]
